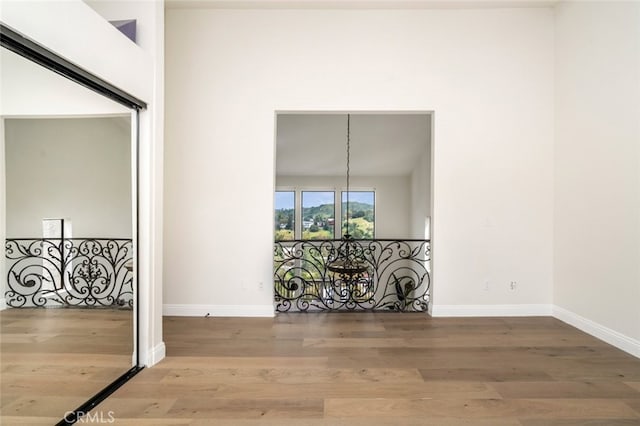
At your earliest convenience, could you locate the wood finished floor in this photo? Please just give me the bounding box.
[0,308,134,424]
[3,313,640,425]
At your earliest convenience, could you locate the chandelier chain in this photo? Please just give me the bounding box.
[346,114,351,235]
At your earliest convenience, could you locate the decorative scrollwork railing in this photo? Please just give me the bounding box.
[5,238,133,308]
[274,239,430,312]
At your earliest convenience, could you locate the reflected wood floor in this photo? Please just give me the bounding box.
[0,308,133,424]
[5,313,640,425]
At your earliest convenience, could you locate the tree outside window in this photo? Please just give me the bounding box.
[274,191,295,241]
[302,191,335,240]
[341,191,375,239]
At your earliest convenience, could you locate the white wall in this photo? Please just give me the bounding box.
[165,7,555,313]
[5,117,131,238]
[1,0,164,366]
[410,118,432,240]
[554,1,640,352]
[276,175,411,239]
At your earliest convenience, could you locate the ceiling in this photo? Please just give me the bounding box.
[276,113,430,177]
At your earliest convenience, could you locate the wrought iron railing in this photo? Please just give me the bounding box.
[5,238,133,308]
[274,239,430,312]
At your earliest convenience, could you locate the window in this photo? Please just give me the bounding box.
[302,191,335,240]
[274,191,295,241]
[275,189,376,240]
[341,191,375,239]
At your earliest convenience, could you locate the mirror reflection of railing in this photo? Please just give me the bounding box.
[5,238,133,308]
[274,239,430,312]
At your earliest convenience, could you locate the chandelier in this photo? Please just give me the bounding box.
[327,114,369,284]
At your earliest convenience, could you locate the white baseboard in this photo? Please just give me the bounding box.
[163,304,275,318]
[145,342,166,367]
[431,304,553,317]
[553,305,640,358]
[0,298,6,311]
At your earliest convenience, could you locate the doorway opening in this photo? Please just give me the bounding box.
[273,111,433,313]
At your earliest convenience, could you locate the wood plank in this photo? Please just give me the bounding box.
[419,367,554,382]
[155,367,424,385]
[152,356,329,369]
[520,420,640,426]
[184,419,523,426]
[324,398,639,419]
[1,396,93,418]
[1,375,129,397]
[107,381,502,400]
[165,398,324,419]
[84,397,177,418]
[0,352,131,366]
[321,334,608,348]
[624,399,640,415]
[0,416,62,425]
[491,381,640,399]
[627,382,640,392]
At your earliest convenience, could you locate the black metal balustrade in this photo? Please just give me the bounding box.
[5,238,133,308]
[274,239,430,312]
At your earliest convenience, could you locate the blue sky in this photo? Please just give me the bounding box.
[342,191,374,205]
[275,191,295,210]
[302,191,334,208]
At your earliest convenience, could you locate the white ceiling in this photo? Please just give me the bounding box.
[276,113,431,177]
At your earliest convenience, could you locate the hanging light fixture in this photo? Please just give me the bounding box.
[327,114,369,284]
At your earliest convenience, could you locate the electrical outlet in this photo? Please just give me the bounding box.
[484,280,490,291]
[259,281,264,290]
[510,281,517,290]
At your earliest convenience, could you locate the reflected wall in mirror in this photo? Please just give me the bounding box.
[1,45,137,422]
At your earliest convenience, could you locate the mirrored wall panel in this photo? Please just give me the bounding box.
[1,44,137,422]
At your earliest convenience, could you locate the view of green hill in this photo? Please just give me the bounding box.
[343,217,374,239]
[275,208,294,220]
[302,204,335,220]
[341,201,374,223]
[276,202,375,240]
[303,202,374,220]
